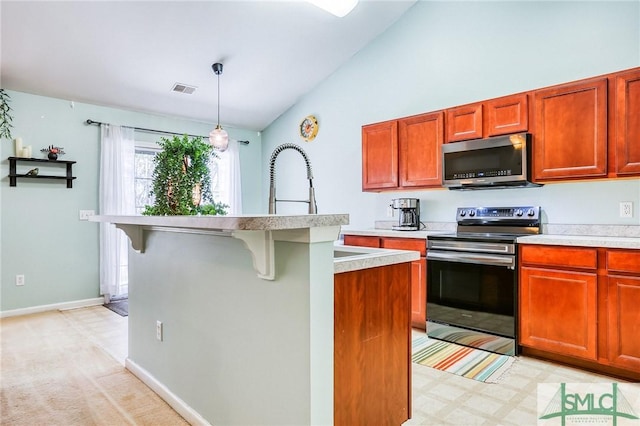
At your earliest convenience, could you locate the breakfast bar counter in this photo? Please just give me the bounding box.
[91,213,348,425]
[90,213,417,425]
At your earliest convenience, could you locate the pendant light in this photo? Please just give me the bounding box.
[209,62,229,152]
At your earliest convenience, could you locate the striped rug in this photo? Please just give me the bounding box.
[412,336,516,383]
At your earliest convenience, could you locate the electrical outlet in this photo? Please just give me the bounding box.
[620,202,633,218]
[79,210,95,221]
[156,320,163,341]
[16,275,25,286]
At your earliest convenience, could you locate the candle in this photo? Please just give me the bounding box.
[22,147,30,158]
[14,137,23,156]
[25,146,32,158]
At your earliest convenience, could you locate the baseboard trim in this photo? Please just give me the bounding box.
[0,297,104,318]
[125,358,210,426]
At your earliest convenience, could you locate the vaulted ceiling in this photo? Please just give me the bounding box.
[1,1,416,131]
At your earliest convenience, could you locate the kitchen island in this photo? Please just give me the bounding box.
[90,214,418,425]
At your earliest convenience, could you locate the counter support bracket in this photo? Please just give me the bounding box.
[232,230,275,280]
[116,224,145,253]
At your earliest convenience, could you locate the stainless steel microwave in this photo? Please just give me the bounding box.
[442,132,541,190]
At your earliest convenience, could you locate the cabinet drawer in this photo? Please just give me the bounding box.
[343,235,381,248]
[520,245,597,270]
[381,237,426,257]
[607,249,640,274]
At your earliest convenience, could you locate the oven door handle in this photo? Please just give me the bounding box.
[426,251,515,269]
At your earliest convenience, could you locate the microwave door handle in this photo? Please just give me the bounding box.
[426,251,515,269]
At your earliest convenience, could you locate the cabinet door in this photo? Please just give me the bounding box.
[380,238,427,330]
[343,235,380,248]
[533,78,608,180]
[485,94,529,137]
[446,103,483,142]
[380,237,426,256]
[410,257,427,329]
[398,111,444,188]
[362,121,398,190]
[334,263,411,425]
[520,266,597,361]
[607,275,640,371]
[615,69,640,175]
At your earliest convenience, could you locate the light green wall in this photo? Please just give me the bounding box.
[0,91,262,311]
[127,230,334,424]
[261,1,640,228]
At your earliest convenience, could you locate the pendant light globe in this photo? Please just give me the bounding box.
[209,62,229,152]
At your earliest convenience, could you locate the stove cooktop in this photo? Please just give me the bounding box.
[430,206,542,242]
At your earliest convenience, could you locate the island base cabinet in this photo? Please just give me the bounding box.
[519,266,598,361]
[334,262,411,426]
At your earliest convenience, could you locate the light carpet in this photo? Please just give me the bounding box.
[412,336,516,383]
[0,310,188,425]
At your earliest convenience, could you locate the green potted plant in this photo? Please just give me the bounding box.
[142,134,228,216]
[0,89,13,140]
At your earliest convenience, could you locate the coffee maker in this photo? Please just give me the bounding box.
[390,198,420,231]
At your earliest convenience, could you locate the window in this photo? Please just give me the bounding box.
[134,146,158,215]
[133,141,235,214]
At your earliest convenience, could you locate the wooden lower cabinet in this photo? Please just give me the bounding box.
[520,245,640,377]
[334,262,411,426]
[520,266,598,360]
[344,235,427,329]
[606,249,640,371]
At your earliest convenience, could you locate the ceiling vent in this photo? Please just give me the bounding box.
[171,83,197,94]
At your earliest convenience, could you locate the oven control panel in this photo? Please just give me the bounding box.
[456,206,540,222]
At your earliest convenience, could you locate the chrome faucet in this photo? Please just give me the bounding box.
[268,143,317,214]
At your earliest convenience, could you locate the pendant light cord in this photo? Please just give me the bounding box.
[217,71,221,127]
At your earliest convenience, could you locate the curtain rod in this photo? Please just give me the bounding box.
[84,119,250,145]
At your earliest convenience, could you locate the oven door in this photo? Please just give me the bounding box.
[426,250,516,339]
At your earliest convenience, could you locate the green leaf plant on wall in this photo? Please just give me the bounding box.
[0,89,14,140]
[142,134,229,216]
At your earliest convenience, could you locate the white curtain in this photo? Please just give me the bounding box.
[99,124,135,301]
[227,139,243,214]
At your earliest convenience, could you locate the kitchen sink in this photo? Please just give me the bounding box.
[334,249,371,258]
[333,246,395,259]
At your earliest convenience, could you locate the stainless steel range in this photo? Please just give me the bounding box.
[426,206,541,355]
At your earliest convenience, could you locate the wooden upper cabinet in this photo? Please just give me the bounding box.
[615,69,640,175]
[446,103,483,142]
[533,78,608,180]
[485,93,529,137]
[362,120,398,190]
[398,111,444,188]
[446,94,529,143]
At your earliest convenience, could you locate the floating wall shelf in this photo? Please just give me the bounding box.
[8,157,77,188]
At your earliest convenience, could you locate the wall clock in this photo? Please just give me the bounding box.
[299,115,319,142]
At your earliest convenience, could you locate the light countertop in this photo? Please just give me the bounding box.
[333,242,420,274]
[517,234,640,249]
[342,225,640,250]
[90,213,349,231]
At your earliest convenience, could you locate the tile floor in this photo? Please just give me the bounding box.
[407,331,637,425]
[49,306,639,425]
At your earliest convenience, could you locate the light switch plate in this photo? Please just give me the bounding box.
[79,210,95,220]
